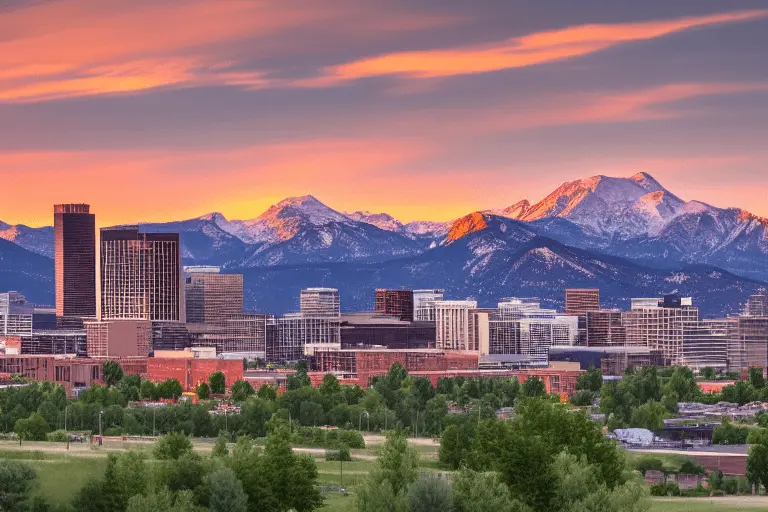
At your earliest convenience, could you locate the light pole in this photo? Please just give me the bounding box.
[98,410,103,446]
[153,408,156,437]
[65,406,69,450]
[359,411,370,433]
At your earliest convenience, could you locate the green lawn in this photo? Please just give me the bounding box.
[651,498,768,511]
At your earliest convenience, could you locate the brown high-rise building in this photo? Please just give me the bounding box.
[100,226,182,322]
[54,204,96,318]
[184,266,243,325]
[374,289,414,322]
[565,289,600,315]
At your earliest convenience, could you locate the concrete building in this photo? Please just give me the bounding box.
[184,266,244,325]
[54,204,96,319]
[299,288,340,317]
[374,289,414,321]
[435,300,477,351]
[727,316,768,372]
[20,329,86,356]
[339,313,435,350]
[565,289,600,315]
[680,320,728,372]
[413,289,444,322]
[85,319,151,357]
[586,310,626,347]
[100,226,183,322]
[746,294,768,317]
[0,292,33,337]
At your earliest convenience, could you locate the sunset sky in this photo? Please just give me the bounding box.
[2,0,768,227]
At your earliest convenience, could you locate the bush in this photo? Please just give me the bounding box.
[293,427,365,449]
[104,427,122,436]
[710,489,726,497]
[154,432,193,460]
[737,477,752,494]
[634,456,664,475]
[650,483,680,497]
[723,478,738,495]
[46,430,69,443]
[326,445,352,462]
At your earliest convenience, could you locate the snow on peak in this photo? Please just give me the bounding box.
[630,172,665,192]
[197,212,228,223]
[344,211,404,232]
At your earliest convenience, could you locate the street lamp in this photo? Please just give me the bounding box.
[153,408,156,437]
[65,405,70,450]
[359,411,370,432]
[98,410,104,446]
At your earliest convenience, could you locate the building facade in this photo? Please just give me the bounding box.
[727,316,768,372]
[0,292,33,337]
[565,289,600,315]
[85,319,151,357]
[413,289,444,322]
[374,289,414,321]
[54,204,96,318]
[100,226,183,322]
[435,300,477,350]
[586,310,627,347]
[299,288,340,317]
[184,267,244,325]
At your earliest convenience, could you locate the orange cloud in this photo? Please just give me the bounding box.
[322,10,768,81]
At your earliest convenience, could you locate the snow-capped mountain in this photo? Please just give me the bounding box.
[344,211,404,232]
[0,237,54,305]
[0,222,54,258]
[237,215,763,316]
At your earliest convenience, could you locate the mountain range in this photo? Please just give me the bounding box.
[1,172,766,315]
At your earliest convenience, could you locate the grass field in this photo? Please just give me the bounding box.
[651,497,768,511]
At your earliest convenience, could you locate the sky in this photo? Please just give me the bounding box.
[1,0,767,227]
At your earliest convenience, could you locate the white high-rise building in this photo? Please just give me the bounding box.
[0,291,33,337]
[413,289,445,322]
[435,300,477,350]
[300,288,340,317]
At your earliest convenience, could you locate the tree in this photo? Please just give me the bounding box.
[664,367,700,402]
[154,432,193,460]
[212,434,229,457]
[196,382,210,400]
[209,372,226,395]
[452,468,530,512]
[157,379,184,400]
[207,468,248,512]
[0,460,37,511]
[407,474,453,512]
[522,377,546,398]
[576,366,603,393]
[750,367,766,389]
[358,430,419,512]
[257,385,278,402]
[678,459,705,476]
[126,490,199,512]
[747,442,768,492]
[358,480,408,512]
[712,418,750,445]
[709,469,724,491]
[15,412,50,441]
[319,374,342,397]
[633,456,664,476]
[700,367,716,380]
[571,390,595,407]
[103,361,124,387]
[230,380,255,403]
[629,401,666,432]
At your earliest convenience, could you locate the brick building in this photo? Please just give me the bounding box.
[146,357,243,391]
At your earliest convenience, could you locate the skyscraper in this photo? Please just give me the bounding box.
[565,289,600,315]
[100,226,183,321]
[413,289,444,322]
[374,289,414,321]
[746,294,768,317]
[54,204,96,318]
[0,291,33,337]
[300,288,340,317]
[184,266,244,325]
[435,300,477,350]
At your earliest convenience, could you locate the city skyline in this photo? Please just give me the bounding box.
[2,0,768,227]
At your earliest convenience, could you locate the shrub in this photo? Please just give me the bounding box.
[326,445,352,462]
[723,478,739,495]
[650,483,680,497]
[46,430,69,443]
[710,489,726,497]
[104,427,122,436]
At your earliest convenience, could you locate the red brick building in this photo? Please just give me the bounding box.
[147,357,243,391]
[0,354,147,395]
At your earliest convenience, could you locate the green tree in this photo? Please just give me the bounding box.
[212,434,229,458]
[209,372,226,395]
[140,380,158,401]
[318,374,342,397]
[664,367,700,402]
[633,456,664,476]
[15,412,50,441]
[750,367,766,389]
[154,432,193,460]
[709,469,724,491]
[358,480,408,512]
[452,468,530,512]
[0,460,37,512]
[207,468,248,512]
[157,379,184,400]
[629,401,666,432]
[712,418,750,445]
[103,361,124,387]
[700,367,716,380]
[747,443,768,492]
[407,474,453,512]
[257,385,278,402]
[571,390,595,407]
[126,490,199,512]
[522,377,546,398]
[722,381,757,405]
[287,362,312,390]
[231,380,255,403]
[196,382,210,400]
[358,430,419,512]
[576,366,603,393]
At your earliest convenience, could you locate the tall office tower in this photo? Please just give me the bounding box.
[274,313,341,360]
[300,288,340,317]
[746,294,768,317]
[679,319,728,372]
[435,300,477,350]
[100,226,183,321]
[0,292,33,337]
[565,289,600,315]
[413,289,444,322]
[54,204,96,318]
[727,316,768,372]
[374,289,414,321]
[586,310,626,347]
[184,266,244,325]
[622,295,699,365]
